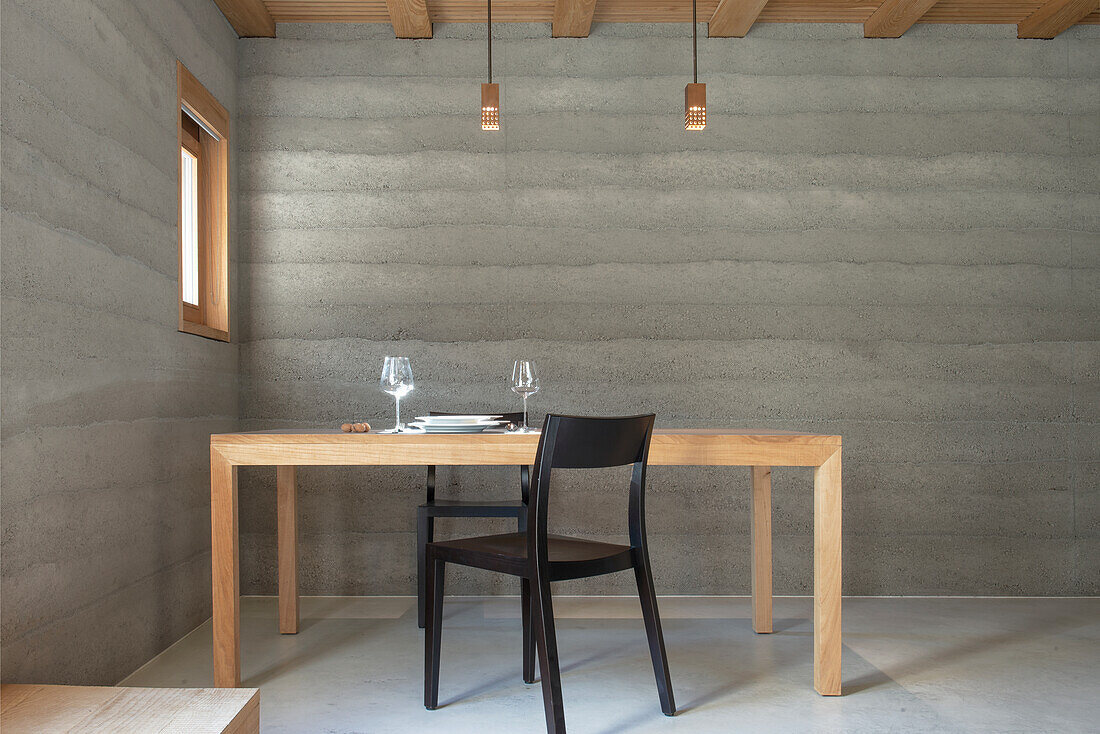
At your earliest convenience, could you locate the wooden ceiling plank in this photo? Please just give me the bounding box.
[1017,0,1099,37]
[552,0,599,37]
[864,0,942,37]
[212,0,275,37]
[709,0,771,37]
[259,0,1100,27]
[385,0,433,37]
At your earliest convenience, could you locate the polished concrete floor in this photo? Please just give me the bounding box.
[123,596,1100,733]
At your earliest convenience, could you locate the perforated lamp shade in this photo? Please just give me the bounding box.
[481,82,499,130]
[685,83,706,131]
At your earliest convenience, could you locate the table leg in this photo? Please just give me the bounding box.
[750,466,773,634]
[277,466,299,634]
[813,448,842,695]
[211,446,241,687]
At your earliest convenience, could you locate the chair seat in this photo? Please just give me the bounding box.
[429,532,636,581]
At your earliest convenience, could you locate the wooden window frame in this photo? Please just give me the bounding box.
[177,61,230,342]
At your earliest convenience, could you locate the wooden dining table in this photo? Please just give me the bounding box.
[209,428,843,695]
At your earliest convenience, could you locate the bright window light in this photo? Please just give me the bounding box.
[180,148,199,306]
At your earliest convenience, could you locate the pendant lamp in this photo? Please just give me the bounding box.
[481,0,499,130]
[685,0,706,131]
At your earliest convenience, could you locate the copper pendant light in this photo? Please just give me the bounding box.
[685,0,706,130]
[481,0,499,130]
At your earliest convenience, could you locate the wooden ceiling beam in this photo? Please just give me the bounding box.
[212,0,275,37]
[864,0,941,38]
[385,0,432,38]
[709,0,770,37]
[1018,0,1099,38]
[552,0,598,37]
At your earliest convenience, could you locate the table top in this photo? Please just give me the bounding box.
[216,427,838,439]
[211,427,840,467]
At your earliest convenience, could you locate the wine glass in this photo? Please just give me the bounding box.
[380,356,414,433]
[511,360,540,432]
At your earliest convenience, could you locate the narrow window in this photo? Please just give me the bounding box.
[177,61,229,341]
[180,114,201,313]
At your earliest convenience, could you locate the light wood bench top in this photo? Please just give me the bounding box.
[1,684,259,734]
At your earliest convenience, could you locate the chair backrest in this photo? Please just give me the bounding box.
[527,414,656,560]
[536,414,654,469]
[430,410,525,424]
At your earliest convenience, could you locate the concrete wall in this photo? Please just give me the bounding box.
[237,22,1098,599]
[1,0,239,684]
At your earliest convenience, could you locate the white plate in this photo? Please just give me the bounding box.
[413,415,503,425]
[414,414,502,423]
[409,424,494,434]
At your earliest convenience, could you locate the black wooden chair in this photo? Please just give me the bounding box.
[416,410,528,628]
[424,414,676,734]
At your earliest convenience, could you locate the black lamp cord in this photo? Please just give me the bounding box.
[487,0,493,84]
[692,0,698,84]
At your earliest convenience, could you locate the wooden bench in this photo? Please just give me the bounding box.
[1,684,259,733]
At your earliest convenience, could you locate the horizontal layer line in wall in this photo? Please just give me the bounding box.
[239,159,1099,195]
[239,258,1096,278]
[2,548,212,646]
[0,24,178,170]
[237,311,1098,347]
[1,466,223,510]
[3,491,214,570]
[0,292,205,348]
[3,211,179,300]
[235,226,1097,264]
[236,294,1097,310]
[238,334,1091,352]
[236,257,1100,270]
[236,70,1100,89]
[0,132,177,230]
[236,111,1098,156]
[3,383,239,444]
[1,414,239,452]
[8,0,236,125]
[240,184,1100,196]
[2,142,179,278]
[239,261,1100,284]
[238,374,1092,399]
[238,381,1092,423]
[236,153,1100,168]
[239,196,1099,233]
[1,74,179,204]
[238,88,1100,118]
[1,300,238,381]
[238,181,1100,196]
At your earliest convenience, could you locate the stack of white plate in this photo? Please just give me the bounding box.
[408,415,506,434]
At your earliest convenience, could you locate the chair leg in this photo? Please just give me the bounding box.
[522,577,535,684]
[417,512,434,629]
[424,551,445,710]
[634,558,676,716]
[519,509,533,682]
[532,575,566,734]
